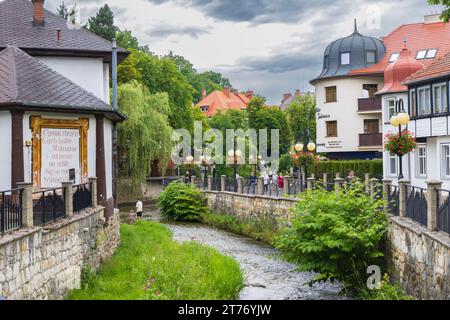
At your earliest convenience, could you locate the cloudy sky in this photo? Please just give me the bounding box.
[46,0,443,104]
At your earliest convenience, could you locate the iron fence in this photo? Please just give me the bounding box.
[0,189,22,234]
[437,189,450,235]
[33,188,65,226]
[286,180,305,196]
[406,186,428,227]
[388,185,400,216]
[72,183,92,214]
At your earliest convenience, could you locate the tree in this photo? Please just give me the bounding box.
[117,81,173,187]
[285,95,317,143]
[87,4,119,41]
[428,0,450,21]
[116,29,139,50]
[56,1,76,24]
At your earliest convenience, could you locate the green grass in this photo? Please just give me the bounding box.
[202,212,280,245]
[67,221,244,300]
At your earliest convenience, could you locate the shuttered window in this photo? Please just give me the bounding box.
[325,86,337,103]
[326,121,338,137]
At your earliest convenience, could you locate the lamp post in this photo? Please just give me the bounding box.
[389,98,410,180]
[198,155,214,186]
[183,155,195,182]
[292,130,316,184]
[249,154,262,174]
[228,138,242,192]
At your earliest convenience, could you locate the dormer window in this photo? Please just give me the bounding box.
[200,106,209,112]
[340,52,350,65]
[426,49,437,58]
[366,51,376,64]
[416,50,427,59]
[389,53,400,62]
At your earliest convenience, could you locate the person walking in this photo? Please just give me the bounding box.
[249,172,257,194]
[346,171,356,187]
[136,199,143,220]
[263,172,269,194]
[278,175,284,190]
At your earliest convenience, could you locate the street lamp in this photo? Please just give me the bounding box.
[198,155,214,186]
[292,130,316,184]
[183,155,195,181]
[228,138,242,192]
[249,154,262,174]
[390,98,410,180]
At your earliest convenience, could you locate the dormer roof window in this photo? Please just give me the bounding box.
[416,49,437,60]
[389,53,400,62]
[340,52,350,65]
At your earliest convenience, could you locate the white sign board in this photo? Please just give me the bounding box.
[41,128,80,188]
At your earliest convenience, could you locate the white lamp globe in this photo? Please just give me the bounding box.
[186,155,194,162]
[295,143,304,152]
[307,142,316,152]
[390,115,400,127]
[398,112,410,125]
[228,150,234,157]
[235,150,242,158]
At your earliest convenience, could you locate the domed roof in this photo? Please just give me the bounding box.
[377,43,425,95]
[311,20,386,83]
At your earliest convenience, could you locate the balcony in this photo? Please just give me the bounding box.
[358,97,382,113]
[359,133,382,147]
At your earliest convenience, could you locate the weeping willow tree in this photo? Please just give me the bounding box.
[117,81,173,187]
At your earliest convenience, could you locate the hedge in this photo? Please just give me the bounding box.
[309,160,383,179]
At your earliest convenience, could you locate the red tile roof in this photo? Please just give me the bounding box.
[349,21,450,76]
[196,89,250,117]
[404,51,450,84]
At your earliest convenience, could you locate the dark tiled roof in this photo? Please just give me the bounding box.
[0,0,127,60]
[0,46,121,115]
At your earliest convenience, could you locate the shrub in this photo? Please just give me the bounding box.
[309,160,383,178]
[157,182,209,222]
[274,182,388,294]
[359,274,415,300]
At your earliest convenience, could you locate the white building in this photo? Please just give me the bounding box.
[0,0,128,219]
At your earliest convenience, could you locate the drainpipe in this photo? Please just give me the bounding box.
[112,39,118,209]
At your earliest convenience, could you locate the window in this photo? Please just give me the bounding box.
[433,83,448,114]
[363,84,378,98]
[386,99,396,122]
[389,53,400,62]
[200,106,209,112]
[364,119,380,134]
[366,51,376,64]
[416,146,427,177]
[389,153,397,176]
[416,50,427,59]
[326,121,338,137]
[410,89,417,117]
[417,86,431,116]
[340,52,350,65]
[325,86,337,103]
[442,145,450,178]
[426,49,437,59]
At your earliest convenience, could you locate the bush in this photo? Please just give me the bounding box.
[309,160,383,179]
[359,274,415,300]
[157,182,209,222]
[274,182,388,294]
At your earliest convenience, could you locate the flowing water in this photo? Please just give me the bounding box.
[119,203,347,300]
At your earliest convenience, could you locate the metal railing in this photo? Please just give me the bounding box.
[73,183,92,214]
[406,186,428,227]
[388,185,400,216]
[437,189,450,235]
[0,189,22,234]
[33,188,66,226]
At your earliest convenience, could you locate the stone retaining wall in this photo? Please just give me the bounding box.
[0,206,120,300]
[204,190,450,300]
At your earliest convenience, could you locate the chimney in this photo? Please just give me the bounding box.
[32,0,45,27]
[245,90,254,100]
[295,89,301,97]
[56,29,61,42]
[202,88,207,99]
[424,13,441,24]
[223,87,231,98]
[282,93,292,103]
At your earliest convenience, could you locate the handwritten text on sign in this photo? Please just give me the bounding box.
[41,128,80,188]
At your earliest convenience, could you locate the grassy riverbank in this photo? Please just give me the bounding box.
[67,221,244,300]
[202,212,280,245]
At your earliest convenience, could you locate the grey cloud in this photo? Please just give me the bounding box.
[146,24,212,39]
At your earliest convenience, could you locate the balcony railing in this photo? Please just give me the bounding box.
[358,97,382,112]
[359,133,382,147]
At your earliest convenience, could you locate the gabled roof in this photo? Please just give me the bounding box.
[404,51,450,85]
[349,21,450,76]
[0,46,125,120]
[0,0,128,62]
[196,89,248,117]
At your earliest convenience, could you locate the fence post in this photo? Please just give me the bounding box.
[190,176,196,188]
[369,178,379,197]
[426,180,442,232]
[221,175,226,192]
[398,179,410,218]
[237,177,244,194]
[335,172,341,179]
[62,181,73,219]
[89,177,98,207]
[283,176,290,195]
[16,182,34,228]
[334,177,344,193]
[365,173,371,194]
[323,173,328,187]
[382,179,392,212]
[207,176,213,191]
[307,177,315,190]
[257,177,264,195]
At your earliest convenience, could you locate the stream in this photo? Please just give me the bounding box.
[119,203,347,300]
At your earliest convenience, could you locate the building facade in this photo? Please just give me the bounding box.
[196,87,254,117]
[0,0,128,219]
